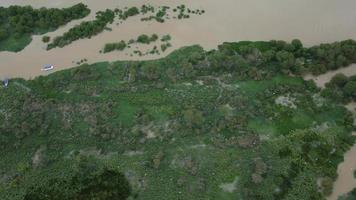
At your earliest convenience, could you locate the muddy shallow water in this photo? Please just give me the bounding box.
[2,0,356,79]
[305,64,356,88]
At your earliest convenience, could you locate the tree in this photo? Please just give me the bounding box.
[343,81,356,99]
[276,50,295,72]
[327,73,349,88]
[291,39,303,50]
[183,108,204,128]
[0,28,7,40]
[141,62,160,80]
[42,35,50,43]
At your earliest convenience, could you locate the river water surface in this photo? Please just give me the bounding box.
[1,0,356,78]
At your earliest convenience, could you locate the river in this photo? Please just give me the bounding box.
[1,0,356,79]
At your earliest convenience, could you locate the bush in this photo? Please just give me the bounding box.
[42,36,50,43]
[103,40,127,53]
[327,73,349,88]
[136,34,158,44]
[122,7,139,19]
[161,34,171,42]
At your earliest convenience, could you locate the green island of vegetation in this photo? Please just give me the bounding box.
[103,34,172,54]
[47,9,115,50]
[0,39,355,199]
[0,3,90,52]
[140,4,205,23]
[46,4,204,50]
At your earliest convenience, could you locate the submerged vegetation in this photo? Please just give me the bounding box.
[46,4,203,50]
[0,39,355,199]
[47,9,115,50]
[102,34,172,55]
[0,3,90,52]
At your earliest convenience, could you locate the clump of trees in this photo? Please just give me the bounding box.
[322,73,356,103]
[217,39,356,76]
[338,188,356,200]
[136,34,158,44]
[0,3,90,51]
[23,159,132,200]
[41,36,50,43]
[103,40,126,53]
[140,4,204,23]
[140,4,155,14]
[118,7,140,20]
[161,34,171,42]
[102,33,171,54]
[161,42,172,52]
[47,9,115,50]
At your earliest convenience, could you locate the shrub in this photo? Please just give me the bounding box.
[103,40,126,53]
[42,36,50,43]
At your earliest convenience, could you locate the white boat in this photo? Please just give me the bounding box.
[42,64,54,71]
[3,78,8,87]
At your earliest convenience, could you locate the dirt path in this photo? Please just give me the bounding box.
[2,0,356,79]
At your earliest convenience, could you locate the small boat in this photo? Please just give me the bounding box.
[41,64,54,71]
[3,78,8,87]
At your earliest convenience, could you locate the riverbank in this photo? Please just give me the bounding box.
[304,65,356,200]
[2,0,356,79]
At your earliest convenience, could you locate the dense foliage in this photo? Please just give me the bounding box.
[136,34,158,44]
[0,40,355,200]
[102,34,171,54]
[0,3,90,52]
[219,39,356,76]
[22,158,131,200]
[103,40,127,53]
[47,9,115,50]
[338,188,356,200]
[322,73,356,103]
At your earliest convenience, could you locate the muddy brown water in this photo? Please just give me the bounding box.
[2,0,356,79]
[304,64,356,88]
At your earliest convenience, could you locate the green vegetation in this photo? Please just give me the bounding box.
[174,5,205,19]
[103,40,127,53]
[140,4,155,14]
[160,42,172,52]
[45,4,203,50]
[23,158,131,200]
[141,4,205,23]
[0,40,355,200]
[41,36,50,43]
[0,3,90,52]
[47,9,115,50]
[322,73,356,103]
[102,34,172,54]
[161,34,172,42]
[117,7,140,20]
[338,188,356,200]
[136,34,158,44]
[219,39,356,76]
